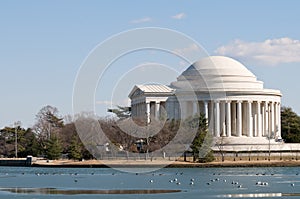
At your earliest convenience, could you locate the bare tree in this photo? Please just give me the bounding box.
[74,113,110,159]
[33,105,64,149]
[215,136,228,162]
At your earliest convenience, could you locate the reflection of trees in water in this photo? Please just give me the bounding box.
[3,187,181,195]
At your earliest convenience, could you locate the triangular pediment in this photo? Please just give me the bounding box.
[128,85,143,98]
[129,84,174,99]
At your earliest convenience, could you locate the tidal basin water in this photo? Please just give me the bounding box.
[0,166,299,198]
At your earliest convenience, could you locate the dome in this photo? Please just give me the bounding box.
[171,56,264,92]
[191,56,255,77]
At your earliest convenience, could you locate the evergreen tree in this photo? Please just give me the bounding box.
[188,114,215,163]
[0,125,30,158]
[17,128,42,157]
[0,126,17,157]
[68,136,82,160]
[24,130,43,157]
[281,106,300,143]
[46,135,62,160]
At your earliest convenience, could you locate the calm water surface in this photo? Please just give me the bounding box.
[0,166,299,198]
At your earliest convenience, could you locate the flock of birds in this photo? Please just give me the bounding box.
[146,172,298,188]
[15,171,298,188]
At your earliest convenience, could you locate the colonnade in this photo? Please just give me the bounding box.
[131,101,165,123]
[182,100,281,139]
[131,99,281,140]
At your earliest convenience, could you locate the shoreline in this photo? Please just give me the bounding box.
[30,159,300,168]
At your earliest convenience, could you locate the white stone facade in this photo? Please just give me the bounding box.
[128,56,282,145]
[129,84,173,124]
[167,99,281,139]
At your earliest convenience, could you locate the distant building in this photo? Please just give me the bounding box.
[129,56,284,148]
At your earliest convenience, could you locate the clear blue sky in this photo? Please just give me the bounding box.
[1,0,300,128]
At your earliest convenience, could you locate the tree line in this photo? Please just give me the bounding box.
[281,106,300,143]
[0,105,213,162]
[0,105,299,162]
[0,105,93,160]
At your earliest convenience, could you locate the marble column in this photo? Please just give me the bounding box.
[185,101,190,118]
[226,101,231,137]
[209,101,214,135]
[132,103,135,117]
[247,101,253,137]
[140,102,143,118]
[265,102,269,138]
[171,100,176,120]
[261,102,265,137]
[181,101,187,119]
[254,102,257,137]
[220,102,226,137]
[277,102,281,138]
[214,101,220,137]
[155,102,160,120]
[166,100,170,119]
[271,102,275,137]
[141,102,143,118]
[242,103,247,136]
[257,101,262,137]
[139,102,142,117]
[237,101,242,137]
[193,101,198,116]
[173,100,178,119]
[231,102,236,136]
[146,102,150,124]
[274,102,280,138]
[204,101,209,120]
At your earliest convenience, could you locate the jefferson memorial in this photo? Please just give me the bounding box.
[129,56,283,148]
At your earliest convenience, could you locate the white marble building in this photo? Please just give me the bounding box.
[129,56,282,146]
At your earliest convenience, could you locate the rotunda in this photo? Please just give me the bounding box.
[129,56,282,145]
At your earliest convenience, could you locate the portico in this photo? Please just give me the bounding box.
[129,84,174,123]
